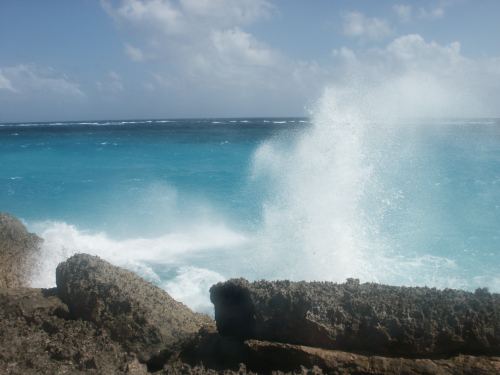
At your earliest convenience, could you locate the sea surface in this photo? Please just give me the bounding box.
[1,116,499,312]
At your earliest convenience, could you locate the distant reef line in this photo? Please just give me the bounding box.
[1,211,499,374]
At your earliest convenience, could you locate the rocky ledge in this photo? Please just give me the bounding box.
[0,213,41,288]
[209,278,500,357]
[1,212,499,374]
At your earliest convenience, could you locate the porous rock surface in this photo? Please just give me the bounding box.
[0,287,147,375]
[164,328,500,374]
[0,212,42,288]
[210,278,500,357]
[243,340,500,375]
[56,253,213,362]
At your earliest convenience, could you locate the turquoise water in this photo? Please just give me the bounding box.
[1,117,499,312]
[0,119,299,236]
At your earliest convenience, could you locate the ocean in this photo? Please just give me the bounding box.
[1,113,500,313]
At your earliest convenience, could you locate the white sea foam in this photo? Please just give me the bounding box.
[163,266,225,314]
[29,220,247,311]
[249,84,487,289]
[24,70,500,315]
[252,89,382,282]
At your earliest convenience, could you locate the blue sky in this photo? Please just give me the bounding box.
[1,0,500,121]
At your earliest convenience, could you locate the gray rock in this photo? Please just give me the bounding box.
[0,213,42,288]
[210,278,500,357]
[56,254,213,363]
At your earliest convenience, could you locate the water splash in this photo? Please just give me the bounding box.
[251,85,468,286]
[252,88,378,281]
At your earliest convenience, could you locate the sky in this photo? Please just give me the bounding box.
[1,0,500,122]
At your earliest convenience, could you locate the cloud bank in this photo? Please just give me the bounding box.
[2,1,500,120]
[331,34,500,118]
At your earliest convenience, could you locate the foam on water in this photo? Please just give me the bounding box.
[250,85,499,289]
[29,220,245,313]
[16,87,500,312]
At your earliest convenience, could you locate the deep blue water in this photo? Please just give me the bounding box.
[1,117,499,312]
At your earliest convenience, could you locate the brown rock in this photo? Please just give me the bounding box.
[210,278,500,357]
[243,340,500,374]
[0,213,42,288]
[56,253,213,363]
[0,287,131,374]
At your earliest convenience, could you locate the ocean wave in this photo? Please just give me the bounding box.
[163,266,225,314]
[28,220,247,312]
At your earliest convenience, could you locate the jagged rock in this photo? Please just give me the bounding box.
[243,340,500,375]
[0,213,42,288]
[0,287,136,374]
[210,278,500,357]
[169,329,500,374]
[56,253,213,363]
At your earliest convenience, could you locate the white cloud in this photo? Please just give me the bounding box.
[419,6,445,20]
[102,0,272,36]
[0,64,84,97]
[102,0,185,34]
[104,0,276,71]
[393,4,412,22]
[179,0,272,26]
[418,0,457,20]
[211,28,277,67]
[124,43,145,61]
[101,1,500,118]
[103,0,294,97]
[0,70,16,92]
[342,11,392,41]
[393,2,456,23]
[330,34,500,118]
[97,71,124,93]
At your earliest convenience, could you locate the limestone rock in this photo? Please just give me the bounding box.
[0,213,42,288]
[210,278,500,357]
[56,253,213,362]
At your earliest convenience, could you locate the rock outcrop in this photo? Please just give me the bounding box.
[242,340,500,375]
[0,287,147,375]
[56,254,213,363]
[0,212,41,288]
[2,211,500,375]
[210,278,500,357]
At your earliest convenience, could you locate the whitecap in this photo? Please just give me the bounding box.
[28,220,247,311]
[163,267,225,314]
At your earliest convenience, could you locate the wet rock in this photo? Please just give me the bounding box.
[210,278,500,357]
[0,213,42,288]
[56,253,213,362]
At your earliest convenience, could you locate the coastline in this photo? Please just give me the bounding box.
[1,212,499,374]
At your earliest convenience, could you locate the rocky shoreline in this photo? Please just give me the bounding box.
[1,212,499,374]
